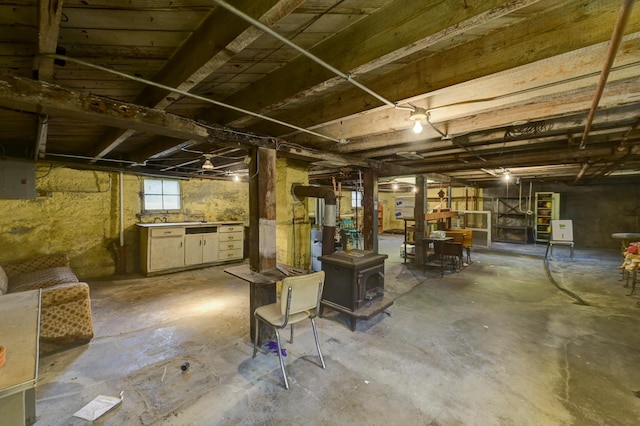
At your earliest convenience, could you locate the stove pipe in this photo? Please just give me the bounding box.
[292,184,336,256]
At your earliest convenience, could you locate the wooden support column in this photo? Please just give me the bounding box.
[247,147,277,343]
[249,147,276,272]
[414,176,427,267]
[362,169,379,252]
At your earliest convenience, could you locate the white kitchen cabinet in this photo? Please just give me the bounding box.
[139,222,243,275]
[185,230,219,266]
[144,227,185,273]
[218,225,244,261]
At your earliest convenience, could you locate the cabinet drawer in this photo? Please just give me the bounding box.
[220,225,242,233]
[218,248,243,260]
[219,231,243,242]
[219,240,243,251]
[150,227,185,237]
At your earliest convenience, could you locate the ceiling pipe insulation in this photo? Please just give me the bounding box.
[292,184,336,256]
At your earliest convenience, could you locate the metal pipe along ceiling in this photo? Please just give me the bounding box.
[579,0,636,150]
[211,0,415,113]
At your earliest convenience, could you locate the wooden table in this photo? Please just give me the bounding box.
[422,237,456,276]
[224,264,305,345]
[611,233,640,250]
[0,290,41,426]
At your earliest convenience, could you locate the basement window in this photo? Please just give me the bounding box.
[351,191,362,208]
[142,179,181,211]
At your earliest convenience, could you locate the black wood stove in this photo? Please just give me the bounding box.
[318,249,392,330]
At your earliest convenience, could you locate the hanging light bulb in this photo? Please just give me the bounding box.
[392,181,398,191]
[233,174,240,182]
[503,170,511,181]
[409,107,427,134]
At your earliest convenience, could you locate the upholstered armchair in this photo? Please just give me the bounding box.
[0,253,94,355]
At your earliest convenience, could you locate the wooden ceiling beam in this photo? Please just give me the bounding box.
[341,88,640,158]
[34,0,64,160]
[312,36,640,147]
[0,74,399,172]
[411,144,626,174]
[36,0,63,82]
[252,0,640,138]
[202,0,542,126]
[91,0,303,159]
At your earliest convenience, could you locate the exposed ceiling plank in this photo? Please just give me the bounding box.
[36,0,63,81]
[34,0,64,160]
[412,144,639,174]
[91,0,303,159]
[316,35,640,146]
[336,78,640,157]
[203,0,543,127]
[1,1,639,185]
[0,74,402,172]
[252,0,640,138]
[140,0,304,111]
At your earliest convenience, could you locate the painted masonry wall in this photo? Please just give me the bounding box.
[275,158,311,270]
[0,164,249,279]
[484,182,640,249]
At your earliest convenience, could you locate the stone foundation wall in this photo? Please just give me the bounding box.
[0,164,249,279]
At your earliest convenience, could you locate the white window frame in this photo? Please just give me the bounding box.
[351,190,362,208]
[142,178,181,212]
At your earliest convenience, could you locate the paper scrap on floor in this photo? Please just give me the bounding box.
[73,392,123,421]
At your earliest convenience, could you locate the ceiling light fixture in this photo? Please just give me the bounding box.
[409,107,427,134]
[503,169,511,181]
[233,174,240,182]
[202,155,214,171]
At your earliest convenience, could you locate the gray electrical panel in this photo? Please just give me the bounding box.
[0,159,36,199]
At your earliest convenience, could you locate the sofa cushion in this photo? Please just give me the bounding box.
[41,281,90,308]
[0,266,7,295]
[3,253,70,278]
[39,283,94,353]
[9,266,79,293]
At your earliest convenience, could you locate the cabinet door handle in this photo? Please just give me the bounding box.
[203,240,206,246]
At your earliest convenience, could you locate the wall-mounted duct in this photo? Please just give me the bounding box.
[292,184,336,256]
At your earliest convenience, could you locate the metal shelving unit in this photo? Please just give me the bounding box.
[534,192,560,242]
[493,197,531,244]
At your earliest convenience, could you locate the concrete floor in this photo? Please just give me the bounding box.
[34,235,640,425]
